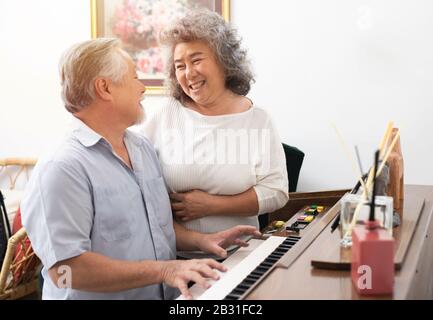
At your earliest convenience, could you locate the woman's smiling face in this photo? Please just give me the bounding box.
[173,40,227,107]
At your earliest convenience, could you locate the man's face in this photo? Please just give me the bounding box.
[111,54,146,126]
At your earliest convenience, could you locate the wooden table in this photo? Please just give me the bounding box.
[247,185,433,299]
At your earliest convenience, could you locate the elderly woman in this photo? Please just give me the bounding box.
[142,9,288,254]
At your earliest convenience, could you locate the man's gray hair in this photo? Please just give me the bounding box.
[159,9,255,103]
[59,38,129,113]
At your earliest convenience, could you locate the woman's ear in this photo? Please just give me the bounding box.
[94,77,113,101]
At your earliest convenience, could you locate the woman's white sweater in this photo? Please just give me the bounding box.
[141,98,289,234]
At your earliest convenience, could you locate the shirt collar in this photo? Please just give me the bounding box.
[71,117,144,148]
[70,117,104,148]
[124,129,144,147]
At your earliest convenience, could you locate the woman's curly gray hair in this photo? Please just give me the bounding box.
[159,9,254,103]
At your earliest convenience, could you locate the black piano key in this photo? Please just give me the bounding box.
[251,271,265,277]
[245,278,259,285]
[280,241,294,246]
[281,240,295,246]
[240,279,256,286]
[246,274,261,281]
[260,261,274,268]
[283,240,297,246]
[254,266,268,273]
[271,251,284,256]
[281,243,295,248]
[270,251,285,257]
[231,288,246,295]
[274,248,288,255]
[236,284,251,291]
[281,248,291,254]
[264,260,279,266]
[286,236,300,240]
[224,294,240,300]
[265,257,280,263]
[247,273,261,279]
[251,271,265,278]
[258,264,269,270]
[278,244,293,250]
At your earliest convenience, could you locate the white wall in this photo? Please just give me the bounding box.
[1,0,432,191]
[0,0,90,157]
[232,0,433,191]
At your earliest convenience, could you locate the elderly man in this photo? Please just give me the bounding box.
[21,38,260,300]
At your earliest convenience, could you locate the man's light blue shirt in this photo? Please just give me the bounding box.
[21,119,178,299]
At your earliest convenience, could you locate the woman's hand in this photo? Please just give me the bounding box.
[197,225,262,258]
[170,187,259,222]
[170,190,215,222]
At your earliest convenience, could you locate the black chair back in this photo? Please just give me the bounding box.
[282,143,305,192]
[258,143,304,230]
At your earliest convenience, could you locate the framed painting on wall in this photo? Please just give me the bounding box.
[91,0,230,95]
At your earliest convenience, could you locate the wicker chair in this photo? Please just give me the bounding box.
[0,158,41,300]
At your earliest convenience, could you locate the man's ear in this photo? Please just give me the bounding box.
[94,78,113,101]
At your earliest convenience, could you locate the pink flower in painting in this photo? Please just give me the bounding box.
[111,0,190,77]
[113,20,135,41]
[152,2,166,18]
[137,17,152,34]
[151,48,164,73]
[137,57,151,74]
